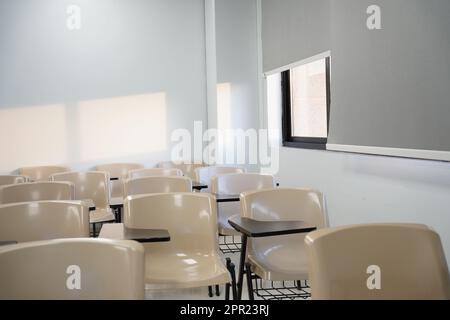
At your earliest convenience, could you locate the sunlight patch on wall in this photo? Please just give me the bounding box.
[78,92,167,162]
[217,83,231,131]
[0,104,68,171]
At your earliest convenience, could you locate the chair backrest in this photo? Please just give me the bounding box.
[124,176,192,197]
[305,224,450,300]
[240,188,327,260]
[211,173,275,231]
[51,171,110,210]
[19,166,70,182]
[0,175,28,186]
[158,162,205,180]
[124,193,218,254]
[0,201,90,242]
[211,173,275,195]
[95,163,144,199]
[0,239,145,299]
[128,168,183,180]
[194,166,245,192]
[0,182,75,205]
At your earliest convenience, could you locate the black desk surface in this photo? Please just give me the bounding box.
[228,217,316,238]
[213,194,241,203]
[192,181,208,190]
[0,241,18,247]
[124,228,170,243]
[99,223,170,243]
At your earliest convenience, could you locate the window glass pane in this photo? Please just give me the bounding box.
[290,58,328,138]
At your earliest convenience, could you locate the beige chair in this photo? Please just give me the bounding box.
[0,201,90,243]
[240,188,327,299]
[158,162,206,180]
[0,182,74,204]
[194,166,245,192]
[128,168,183,180]
[96,163,144,202]
[124,176,192,197]
[123,193,235,295]
[18,166,69,182]
[305,224,450,300]
[211,173,275,236]
[51,172,115,224]
[0,175,28,186]
[0,239,145,299]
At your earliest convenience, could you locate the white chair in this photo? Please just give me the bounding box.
[95,163,144,202]
[123,193,237,299]
[0,175,28,186]
[240,188,328,299]
[0,239,145,299]
[305,224,450,300]
[18,166,70,182]
[0,182,74,205]
[127,168,183,180]
[158,162,206,180]
[194,166,245,192]
[124,176,192,197]
[0,201,90,242]
[51,171,115,225]
[211,173,275,236]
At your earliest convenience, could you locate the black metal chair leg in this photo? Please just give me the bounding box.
[230,262,237,300]
[225,257,238,300]
[245,262,254,300]
[225,283,230,300]
[215,285,220,296]
[92,223,96,238]
[208,286,213,298]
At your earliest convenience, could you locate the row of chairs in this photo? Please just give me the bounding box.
[1,190,449,299]
[0,193,235,299]
[1,164,449,299]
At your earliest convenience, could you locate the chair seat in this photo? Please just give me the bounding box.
[90,208,115,224]
[144,251,230,289]
[218,213,240,236]
[247,236,309,281]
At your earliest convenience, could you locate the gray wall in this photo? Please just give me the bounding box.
[261,0,450,262]
[261,0,330,72]
[0,0,207,172]
[329,0,450,152]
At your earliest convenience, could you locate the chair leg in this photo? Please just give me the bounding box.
[230,263,238,300]
[215,285,220,296]
[208,286,213,298]
[225,257,238,301]
[245,262,254,300]
[92,223,96,238]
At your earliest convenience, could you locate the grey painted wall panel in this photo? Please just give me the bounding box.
[329,0,450,152]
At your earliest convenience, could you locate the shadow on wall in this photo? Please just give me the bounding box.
[0,92,168,173]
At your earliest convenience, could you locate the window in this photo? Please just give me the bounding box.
[281,56,330,149]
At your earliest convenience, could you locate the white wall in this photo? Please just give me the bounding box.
[213,0,261,171]
[0,0,207,173]
[275,148,450,263]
